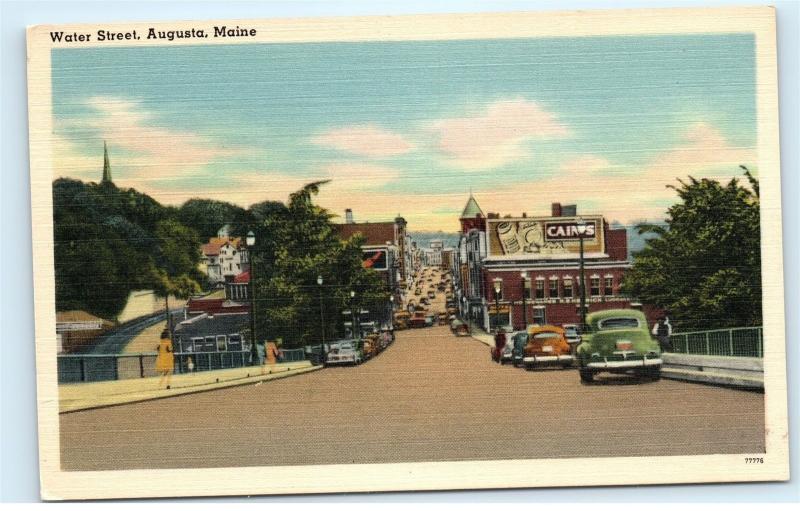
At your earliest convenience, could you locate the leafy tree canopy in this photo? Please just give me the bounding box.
[622,171,761,331]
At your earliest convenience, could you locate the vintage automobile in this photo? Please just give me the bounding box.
[414,288,422,296]
[438,312,449,326]
[362,337,378,359]
[410,311,428,328]
[576,309,662,383]
[508,331,529,367]
[325,339,364,365]
[424,314,435,327]
[427,290,436,299]
[452,320,471,337]
[393,311,410,330]
[562,324,581,345]
[522,325,574,370]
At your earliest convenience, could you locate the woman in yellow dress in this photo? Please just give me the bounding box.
[155,332,174,389]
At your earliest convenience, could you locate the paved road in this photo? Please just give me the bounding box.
[80,310,185,354]
[60,324,765,471]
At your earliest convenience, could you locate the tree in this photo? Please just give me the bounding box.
[249,181,388,348]
[177,198,248,240]
[622,172,761,331]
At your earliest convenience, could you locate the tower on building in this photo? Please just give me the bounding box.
[101,141,113,184]
[460,193,485,233]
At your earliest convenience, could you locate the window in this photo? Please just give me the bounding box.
[191,337,203,353]
[563,280,573,299]
[535,279,545,299]
[590,277,601,297]
[604,276,614,295]
[532,307,546,325]
[523,279,532,300]
[598,317,640,330]
[216,335,227,351]
[549,279,559,298]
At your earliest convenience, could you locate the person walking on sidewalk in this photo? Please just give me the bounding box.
[155,331,174,389]
[652,316,673,352]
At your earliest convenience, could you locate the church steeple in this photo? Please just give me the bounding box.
[101,141,113,184]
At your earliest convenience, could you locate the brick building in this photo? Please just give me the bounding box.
[457,196,659,332]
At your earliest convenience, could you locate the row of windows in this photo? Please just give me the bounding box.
[496,276,615,300]
[175,334,247,354]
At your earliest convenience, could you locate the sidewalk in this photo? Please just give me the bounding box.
[465,320,495,347]
[59,360,320,413]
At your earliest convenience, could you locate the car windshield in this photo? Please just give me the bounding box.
[533,332,561,341]
[564,327,578,335]
[598,317,640,330]
[513,333,528,347]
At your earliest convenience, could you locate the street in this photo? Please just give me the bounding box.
[60,323,765,471]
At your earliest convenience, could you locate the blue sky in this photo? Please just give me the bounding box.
[52,33,757,230]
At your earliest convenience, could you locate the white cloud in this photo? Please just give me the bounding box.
[312,124,414,158]
[429,98,570,170]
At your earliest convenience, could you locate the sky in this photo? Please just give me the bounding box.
[51,34,757,231]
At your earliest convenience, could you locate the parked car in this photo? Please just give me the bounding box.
[522,325,574,370]
[424,314,435,327]
[509,331,529,367]
[393,311,410,330]
[325,339,364,365]
[410,311,427,328]
[450,319,470,336]
[438,312,449,326]
[414,288,422,295]
[427,290,436,299]
[576,309,662,383]
[562,324,581,345]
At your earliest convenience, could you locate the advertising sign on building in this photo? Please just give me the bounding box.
[487,216,605,258]
[361,248,388,270]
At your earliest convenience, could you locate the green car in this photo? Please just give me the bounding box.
[576,309,662,383]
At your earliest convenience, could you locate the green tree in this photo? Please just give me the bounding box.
[177,198,248,239]
[249,181,388,348]
[622,172,761,331]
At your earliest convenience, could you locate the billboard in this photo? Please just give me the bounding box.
[487,216,605,258]
[361,248,388,270]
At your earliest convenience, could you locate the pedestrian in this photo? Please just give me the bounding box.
[493,328,507,362]
[155,332,174,389]
[652,316,673,352]
[187,356,195,373]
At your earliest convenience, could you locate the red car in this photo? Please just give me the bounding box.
[410,311,427,328]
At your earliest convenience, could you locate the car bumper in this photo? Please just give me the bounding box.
[586,358,662,369]
[523,355,574,364]
[326,355,358,364]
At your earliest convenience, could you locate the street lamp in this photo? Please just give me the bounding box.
[317,275,325,365]
[576,218,588,332]
[521,271,529,330]
[246,231,258,366]
[492,277,503,332]
[350,290,359,339]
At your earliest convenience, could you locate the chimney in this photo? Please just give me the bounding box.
[551,202,562,217]
[345,208,354,224]
[562,204,577,217]
[522,212,527,218]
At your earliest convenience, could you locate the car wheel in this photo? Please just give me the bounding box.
[579,368,594,383]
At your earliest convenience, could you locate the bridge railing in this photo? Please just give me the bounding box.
[57,348,307,383]
[669,326,763,358]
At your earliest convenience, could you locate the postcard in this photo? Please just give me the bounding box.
[26,7,788,500]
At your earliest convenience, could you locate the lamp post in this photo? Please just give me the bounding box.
[350,290,358,339]
[576,218,588,332]
[521,271,529,330]
[492,277,503,332]
[317,275,325,365]
[246,230,258,366]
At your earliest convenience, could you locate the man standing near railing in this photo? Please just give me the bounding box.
[652,316,673,352]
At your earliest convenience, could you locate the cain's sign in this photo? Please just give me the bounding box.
[544,220,598,241]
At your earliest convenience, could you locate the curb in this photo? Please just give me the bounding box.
[59,365,322,414]
[661,367,763,390]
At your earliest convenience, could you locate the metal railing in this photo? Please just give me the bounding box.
[669,326,763,358]
[57,348,307,383]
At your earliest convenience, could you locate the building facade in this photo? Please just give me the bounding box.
[456,196,659,332]
[200,228,249,285]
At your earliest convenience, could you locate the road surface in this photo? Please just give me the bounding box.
[60,325,764,471]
